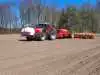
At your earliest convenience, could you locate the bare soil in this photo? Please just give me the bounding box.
[0,34,100,75]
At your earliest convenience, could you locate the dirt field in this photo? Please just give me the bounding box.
[0,34,100,75]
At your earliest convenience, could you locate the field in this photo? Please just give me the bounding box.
[0,34,100,75]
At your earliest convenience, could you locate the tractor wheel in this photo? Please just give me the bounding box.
[49,34,56,40]
[26,37,33,41]
[40,34,46,41]
[48,30,57,40]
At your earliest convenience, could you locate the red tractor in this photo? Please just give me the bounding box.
[21,23,72,41]
[21,23,57,41]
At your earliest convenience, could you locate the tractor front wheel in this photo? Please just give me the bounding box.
[26,37,33,41]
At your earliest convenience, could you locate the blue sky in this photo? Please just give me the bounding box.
[0,0,96,7]
[46,0,96,8]
[0,0,97,17]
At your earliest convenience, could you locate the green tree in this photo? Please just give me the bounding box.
[58,5,99,33]
[58,9,66,28]
[58,6,80,31]
[79,6,98,32]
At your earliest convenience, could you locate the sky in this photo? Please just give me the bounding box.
[46,0,96,8]
[0,0,96,7]
[0,0,97,17]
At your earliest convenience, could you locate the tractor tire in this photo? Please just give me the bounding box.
[48,29,57,40]
[26,37,33,41]
[49,34,56,40]
[40,33,46,41]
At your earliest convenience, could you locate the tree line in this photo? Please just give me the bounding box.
[0,0,100,33]
[58,6,99,33]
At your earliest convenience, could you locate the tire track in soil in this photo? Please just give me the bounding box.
[0,44,98,71]
[58,49,100,75]
[19,46,100,75]
[27,47,100,75]
[87,60,100,75]
[75,59,100,75]
[0,46,100,75]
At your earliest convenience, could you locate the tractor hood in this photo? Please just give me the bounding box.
[35,28,43,33]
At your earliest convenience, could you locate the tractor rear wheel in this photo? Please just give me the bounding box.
[49,34,56,40]
[40,33,46,41]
